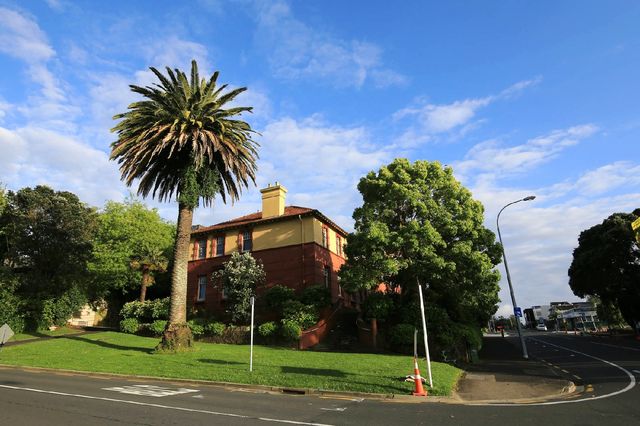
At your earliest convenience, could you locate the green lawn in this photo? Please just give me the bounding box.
[0,332,461,396]
[9,326,83,342]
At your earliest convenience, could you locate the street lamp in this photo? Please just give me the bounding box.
[496,195,536,360]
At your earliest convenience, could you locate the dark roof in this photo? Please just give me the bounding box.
[191,205,348,236]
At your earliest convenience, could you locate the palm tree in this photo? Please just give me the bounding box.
[111,60,258,351]
[130,245,168,302]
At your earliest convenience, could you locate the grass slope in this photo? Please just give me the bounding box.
[9,326,83,342]
[0,332,461,396]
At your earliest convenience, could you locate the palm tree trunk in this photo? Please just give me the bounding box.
[156,203,194,352]
[139,269,149,302]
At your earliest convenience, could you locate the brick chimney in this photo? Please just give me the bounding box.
[260,182,287,218]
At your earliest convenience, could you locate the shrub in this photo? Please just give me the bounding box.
[388,323,416,347]
[120,318,140,334]
[205,321,226,336]
[264,285,295,312]
[282,300,319,329]
[280,319,301,342]
[258,321,278,338]
[38,287,87,329]
[299,285,331,308]
[363,291,394,321]
[149,320,167,336]
[120,298,170,322]
[151,298,170,319]
[188,319,205,336]
[0,272,26,334]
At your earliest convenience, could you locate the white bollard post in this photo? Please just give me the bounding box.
[250,296,255,372]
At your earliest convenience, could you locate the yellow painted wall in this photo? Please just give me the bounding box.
[190,215,346,259]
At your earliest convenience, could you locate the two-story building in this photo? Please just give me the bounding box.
[187,183,350,316]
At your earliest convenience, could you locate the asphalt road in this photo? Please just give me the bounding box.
[1,333,639,425]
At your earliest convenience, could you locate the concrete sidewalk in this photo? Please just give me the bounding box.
[453,334,574,403]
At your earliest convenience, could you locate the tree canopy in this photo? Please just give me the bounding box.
[339,159,502,350]
[0,186,98,329]
[110,60,259,351]
[89,198,174,301]
[212,252,265,324]
[569,211,640,329]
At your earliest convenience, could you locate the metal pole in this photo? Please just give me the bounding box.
[497,196,535,360]
[250,296,255,372]
[417,281,433,388]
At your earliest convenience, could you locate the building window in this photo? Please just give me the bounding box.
[197,276,207,301]
[197,239,207,259]
[336,236,342,256]
[322,227,328,248]
[323,265,331,288]
[242,230,252,252]
[215,236,225,257]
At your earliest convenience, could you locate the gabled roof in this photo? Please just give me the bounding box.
[191,205,348,236]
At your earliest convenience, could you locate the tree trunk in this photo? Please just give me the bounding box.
[139,269,149,302]
[156,203,194,352]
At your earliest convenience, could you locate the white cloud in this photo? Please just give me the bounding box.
[393,78,541,145]
[253,0,405,88]
[0,126,125,206]
[0,7,55,62]
[454,124,598,181]
[575,162,640,195]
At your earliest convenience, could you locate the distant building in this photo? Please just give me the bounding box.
[186,183,352,317]
[532,305,551,322]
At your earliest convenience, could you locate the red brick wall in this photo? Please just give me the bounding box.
[187,242,346,315]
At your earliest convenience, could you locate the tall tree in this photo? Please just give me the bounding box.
[130,245,169,302]
[0,186,98,329]
[90,199,174,301]
[339,159,502,345]
[111,60,258,351]
[569,211,640,331]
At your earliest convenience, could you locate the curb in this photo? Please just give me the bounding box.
[0,363,577,405]
[450,380,577,405]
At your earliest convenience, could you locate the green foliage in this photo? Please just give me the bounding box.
[212,252,265,324]
[281,300,319,329]
[149,320,167,336]
[299,285,331,308]
[120,298,170,322]
[388,323,416,347]
[0,269,25,333]
[280,319,302,342]
[569,211,640,328]
[187,319,206,336]
[205,321,226,336]
[0,185,98,329]
[89,199,174,299]
[258,321,278,338]
[120,318,140,334]
[362,291,394,320]
[338,159,501,349]
[264,285,295,313]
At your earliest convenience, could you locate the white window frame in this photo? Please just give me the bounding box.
[197,239,207,259]
[242,230,252,252]
[197,276,207,301]
[215,235,225,257]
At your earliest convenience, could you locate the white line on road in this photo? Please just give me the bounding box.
[471,338,637,407]
[633,370,640,376]
[589,341,640,353]
[0,384,334,426]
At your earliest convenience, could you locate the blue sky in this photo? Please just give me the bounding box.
[1,0,639,315]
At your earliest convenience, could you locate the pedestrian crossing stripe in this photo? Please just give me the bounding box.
[102,384,199,397]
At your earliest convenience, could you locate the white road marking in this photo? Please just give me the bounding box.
[633,370,640,376]
[0,384,333,426]
[320,407,347,412]
[471,338,637,406]
[102,384,199,397]
[572,375,582,380]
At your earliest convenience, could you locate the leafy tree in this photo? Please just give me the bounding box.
[588,296,625,329]
[111,60,259,351]
[130,245,169,302]
[90,198,174,303]
[339,159,502,348]
[0,186,98,329]
[212,252,265,324]
[569,211,640,330]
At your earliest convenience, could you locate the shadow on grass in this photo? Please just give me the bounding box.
[63,335,152,354]
[280,366,346,377]
[197,359,244,365]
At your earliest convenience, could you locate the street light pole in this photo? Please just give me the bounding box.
[496,195,535,360]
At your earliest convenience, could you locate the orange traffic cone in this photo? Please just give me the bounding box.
[411,357,428,396]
